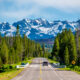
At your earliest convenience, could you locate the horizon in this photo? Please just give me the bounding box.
[0,17,80,25]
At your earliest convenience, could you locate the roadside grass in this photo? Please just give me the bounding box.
[75,71,80,74]
[59,67,71,71]
[0,68,23,80]
[48,58,80,74]
[22,57,33,64]
[48,58,59,63]
[0,57,33,80]
[59,65,80,74]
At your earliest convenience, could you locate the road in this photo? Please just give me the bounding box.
[11,58,80,80]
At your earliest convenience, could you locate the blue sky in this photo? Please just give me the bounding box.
[0,0,80,24]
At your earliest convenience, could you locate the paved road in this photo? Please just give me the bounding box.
[11,58,80,80]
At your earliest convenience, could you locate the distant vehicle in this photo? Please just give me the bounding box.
[43,61,48,66]
[21,63,25,65]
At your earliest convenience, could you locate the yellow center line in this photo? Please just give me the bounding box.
[40,67,42,74]
[39,77,42,80]
[40,61,42,74]
[39,60,42,80]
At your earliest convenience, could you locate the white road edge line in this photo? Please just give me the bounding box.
[49,65,64,80]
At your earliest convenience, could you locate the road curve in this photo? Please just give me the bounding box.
[11,58,80,80]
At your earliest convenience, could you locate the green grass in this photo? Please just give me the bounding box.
[59,67,71,71]
[0,57,33,80]
[48,58,59,63]
[0,69,23,80]
[59,66,80,74]
[48,58,80,75]
[75,71,80,74]
[21,57,33,64]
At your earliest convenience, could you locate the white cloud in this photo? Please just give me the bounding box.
[33,0,80,12]
[1,0,80,14]
[0,2,39,19]
[0,0,80,23]
[1,0,80,12]
[2,0,80,12]
[6,0,80,12]
[1,8,37,18]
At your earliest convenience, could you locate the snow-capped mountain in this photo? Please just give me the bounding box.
[0,18,79,40]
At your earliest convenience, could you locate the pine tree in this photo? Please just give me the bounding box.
[16,25,19,36]
[78,37,80,54]
[0,57,2,68]
[59,31,69,63]
[9,48,15,64]
[69,33,77,63]
[23,34,28,59]
[52,29,77,64]
[14,25,23,63]
[64,46,69,65]
[37,43,42,57]
[42,43,45,57]
[77,37,80,65]
[52,37,60,59]
[1,40,9,64]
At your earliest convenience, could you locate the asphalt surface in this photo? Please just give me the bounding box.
[11,58,80,80]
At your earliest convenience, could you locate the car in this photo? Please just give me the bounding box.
[21,63,25,65]
[43,61,48,66]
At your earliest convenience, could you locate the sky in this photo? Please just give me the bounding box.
[0,0,80,24]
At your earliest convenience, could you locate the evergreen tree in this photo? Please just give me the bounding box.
[9,48,15,64]
[14,25,23,63]
[16,25,19,36]
[64,46,69,65]
[23,34,28,59]
[0,24,47,67]
[77,37,80,65]
[37,43,42,57]
[42,43,45,57]
[69,33,77,63]
[52,29,78,65]
[0,57,2,68]
[52,37,60,59]
[1,40,9,64]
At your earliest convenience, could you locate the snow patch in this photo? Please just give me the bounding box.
[6,33,14,36]
[35,20,41,24]
[26,19,31,23]
[0,31,5,34]
[7,26,16,32]
[26,31,30,37]
[31,26,38,28]
[39,27,50,34]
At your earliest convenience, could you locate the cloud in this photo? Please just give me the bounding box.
[0,0,80,14]
[0,7,39,19]
[33,0,80,12]
[0,0,39,19]
[0,0,80,23]
[1,0,80,12]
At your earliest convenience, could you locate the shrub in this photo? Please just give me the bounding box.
[9,65,13,69]
[74,66,79,71]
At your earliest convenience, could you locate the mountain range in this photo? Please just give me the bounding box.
[0,18,80,43]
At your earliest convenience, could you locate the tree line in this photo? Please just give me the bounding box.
[0,25,45,68]
[51,29,80,65]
